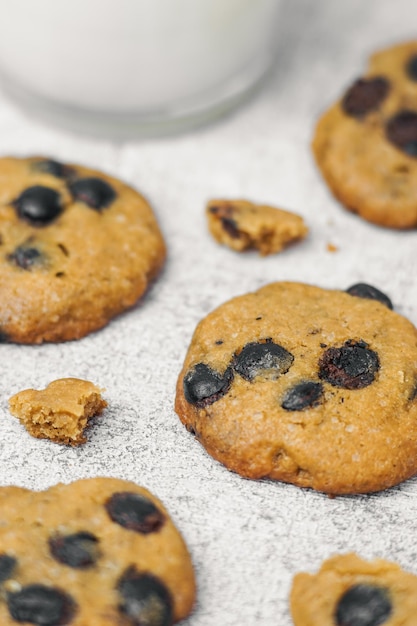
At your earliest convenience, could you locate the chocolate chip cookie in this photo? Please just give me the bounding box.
[9,378,107,445]
[313,40,417,228]
[291,553,417,626]
[175,281,417,494]
[0,156,166,343]
[0,477,195,625]
[206,199,308,255]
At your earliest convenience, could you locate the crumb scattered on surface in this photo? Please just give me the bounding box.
[8,378,107,445]
[327,243,338,252]
[206,199,308,256]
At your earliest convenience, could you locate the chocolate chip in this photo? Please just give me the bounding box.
[8,246,43,270]
[14,186,63,226]
[319,340,379,389]
[221,217,240,239]
[32,160,73,179]
[7,584,76,626]
[342,77,389,117]
[0,555,16,582]
[406,54,417,81]
[410,379,417,401]
[346,283,393,309]
[118,568,172,626]
[49,531,99,569]
[335,583,392,626]
[106,492,165,534]
[386,110,417,156]
[69,177,116,210]
[233,340,294,381]
[281,381,324,411]
[183,363,233,407]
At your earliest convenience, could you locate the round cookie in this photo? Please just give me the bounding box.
[175,281,417,494]
[0,156,166,343]
[313,40,417,228]
[290,553,417,626]
[0,477,195,625]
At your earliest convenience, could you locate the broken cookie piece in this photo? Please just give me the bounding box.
[9,378,107,445]
[206,199,308,256]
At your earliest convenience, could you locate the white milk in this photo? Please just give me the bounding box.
[0,0,281,133]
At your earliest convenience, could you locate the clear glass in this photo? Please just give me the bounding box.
[0,0,282,138]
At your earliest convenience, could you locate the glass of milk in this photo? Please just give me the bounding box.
[0,0,282,137]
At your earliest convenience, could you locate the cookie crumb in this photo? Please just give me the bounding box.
[9,378,107,445]
[327,242,338,252]
[206,199,308,256]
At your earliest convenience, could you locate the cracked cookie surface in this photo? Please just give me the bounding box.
[0,156,166,343]
[0,477,195,625]
[291,553,417,626]
[313,41,417,228]
[175,281,417,494]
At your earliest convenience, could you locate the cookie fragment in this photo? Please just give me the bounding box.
[206,199,308,255]
[290,553,417,626]
[8,378,107,445]
[0,477,195,625]
[175,281,417,494]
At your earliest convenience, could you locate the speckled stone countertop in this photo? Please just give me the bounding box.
[1,1,417,624]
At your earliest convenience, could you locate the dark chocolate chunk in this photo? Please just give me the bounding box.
[346,283,393,309]
[32,160,73,179]
[14,186,63,226]
[342,77,389,117]
[7,584,76,625]
[0,554,16,582]
[233,340,294,381]
[69,177,116,210]
[386,110,417,156]
[183,363,233,407]
[335,583,392,626]
[49,531,100,569]
[118,568,172,626]
[406,54,417,81]
[281,381,324,411]
[105,492,165,534]
[8,245,43,270]
[319,340,379,389]
[221,217,240,239]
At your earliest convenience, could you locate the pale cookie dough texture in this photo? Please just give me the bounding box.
[313,41,417,228]
[291,553,417,626]
[9,378,107,445]
[0,156,166,343]
[206,199,307,255]
[0,477,196,625]
[175,281,417,494]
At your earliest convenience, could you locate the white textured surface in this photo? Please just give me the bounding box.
[1,1,417,624]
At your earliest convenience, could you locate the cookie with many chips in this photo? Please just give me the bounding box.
[290,553,417,626]
[0,156,166,343]
[0,477,195,625]
[175,281,417,494]
[313,41,417,228]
